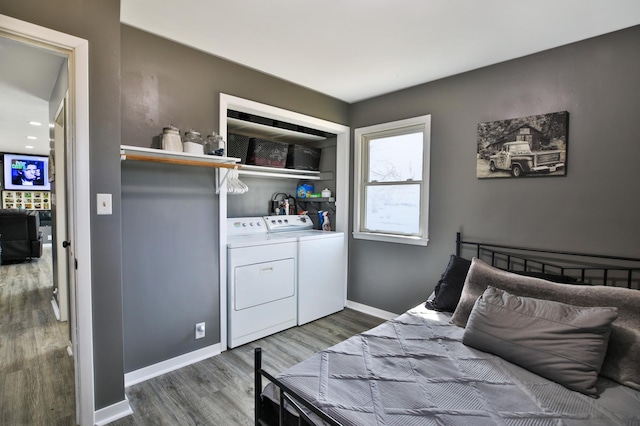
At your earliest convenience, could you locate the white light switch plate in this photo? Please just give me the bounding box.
[97,193,112,215]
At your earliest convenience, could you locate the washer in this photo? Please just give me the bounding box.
[227,217,298,348]
[263,215,346,325]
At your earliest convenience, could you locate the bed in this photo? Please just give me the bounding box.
[255,233,640,425]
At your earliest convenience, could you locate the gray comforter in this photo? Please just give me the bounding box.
[264,305,640,425]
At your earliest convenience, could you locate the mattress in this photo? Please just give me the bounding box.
[263,304,640,425]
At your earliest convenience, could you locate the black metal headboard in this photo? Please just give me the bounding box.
[456,232,640,290]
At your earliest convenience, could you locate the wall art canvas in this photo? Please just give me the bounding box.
[476,111,568,179]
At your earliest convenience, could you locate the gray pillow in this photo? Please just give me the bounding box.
[451,258,640,391]
[463,286,618,395]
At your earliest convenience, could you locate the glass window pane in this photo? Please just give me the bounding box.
[368,132,423,182]
[364,184,421,234]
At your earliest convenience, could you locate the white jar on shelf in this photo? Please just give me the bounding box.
[183,129,204,154]
[321,188,332,198]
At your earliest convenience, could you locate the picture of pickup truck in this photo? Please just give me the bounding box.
[488,141,565,177]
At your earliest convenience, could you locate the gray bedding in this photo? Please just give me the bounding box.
[263,304,640,425]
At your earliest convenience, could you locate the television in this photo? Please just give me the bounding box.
[3,153,51,191]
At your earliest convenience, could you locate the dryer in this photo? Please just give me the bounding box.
[227,217,297,348]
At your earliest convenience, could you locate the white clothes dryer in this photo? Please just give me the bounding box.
[227,217,297,348]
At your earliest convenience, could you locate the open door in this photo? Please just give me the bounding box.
[53,98,70,323]
[54,96,82,423]
[0,14,95,425]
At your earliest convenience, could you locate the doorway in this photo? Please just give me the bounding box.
[0,13,94,426]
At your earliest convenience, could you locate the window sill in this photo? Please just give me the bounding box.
[352,231,429,246]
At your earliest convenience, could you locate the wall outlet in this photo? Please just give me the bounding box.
[195,322,205,339]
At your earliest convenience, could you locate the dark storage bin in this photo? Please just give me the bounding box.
[227,133,250,164]
[286,144,321,171]
[247,138,289,168]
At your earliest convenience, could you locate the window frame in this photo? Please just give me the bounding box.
[353,114,431,246]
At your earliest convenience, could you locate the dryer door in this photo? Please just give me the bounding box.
[234,258,295,311]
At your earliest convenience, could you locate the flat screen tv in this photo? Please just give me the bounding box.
[3,153,51,191]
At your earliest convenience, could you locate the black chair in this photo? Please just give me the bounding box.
[0,209,43,262]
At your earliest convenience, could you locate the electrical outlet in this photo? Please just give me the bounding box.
[195,322,205,339]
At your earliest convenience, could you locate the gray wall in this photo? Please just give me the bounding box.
[347,25,640,315]
[121,162,220,372]
[120,26,350,370]
[0,0,125,410]
[120,25,349,147]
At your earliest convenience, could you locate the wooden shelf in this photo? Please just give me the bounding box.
[120,145,241,169]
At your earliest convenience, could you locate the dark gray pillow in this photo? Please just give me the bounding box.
[425,255,471,312]
[463,286,618,396]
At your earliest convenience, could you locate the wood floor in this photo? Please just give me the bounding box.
[0,245,385,425]
[111,309,385,426]
[0,246,76,426]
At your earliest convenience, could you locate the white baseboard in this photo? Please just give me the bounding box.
[124,344,221,387]
[346,300,398,320]
[51,298,61,320]
[94,396,133,426]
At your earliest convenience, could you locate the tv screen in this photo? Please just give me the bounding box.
[3,153,51,191]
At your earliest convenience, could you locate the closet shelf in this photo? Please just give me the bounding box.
[120,145,241,169]
[296,197,335,203]
[238,164,323,180]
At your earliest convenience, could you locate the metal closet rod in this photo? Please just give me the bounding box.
[122,153,241,170]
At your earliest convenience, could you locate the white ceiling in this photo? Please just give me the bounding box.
[2,1,639,156]
[0,37,64,156]
[121,0,640,103]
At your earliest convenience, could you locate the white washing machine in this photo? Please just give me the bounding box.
[227,217,298,348]
[263,215,346,325]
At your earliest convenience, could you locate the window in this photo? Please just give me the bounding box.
[353,115,431,246]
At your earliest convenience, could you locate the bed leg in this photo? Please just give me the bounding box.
[255,347,262,426]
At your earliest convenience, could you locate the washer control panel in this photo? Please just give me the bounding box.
[263,215,314,233]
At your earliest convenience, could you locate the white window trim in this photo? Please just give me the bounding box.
[353,115,431,246]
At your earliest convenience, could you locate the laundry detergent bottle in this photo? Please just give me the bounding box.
[322,211,331,231]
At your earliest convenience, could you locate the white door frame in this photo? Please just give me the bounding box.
[0,14,94,426]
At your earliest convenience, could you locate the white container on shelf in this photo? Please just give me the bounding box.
[161,125,183,152]
[183,129,204,154]
[321,188,332,198]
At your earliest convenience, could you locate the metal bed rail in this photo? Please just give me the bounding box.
[255,348,342,426]
[456,232,640,289]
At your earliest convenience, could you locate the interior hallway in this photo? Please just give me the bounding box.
[0,245,76,425]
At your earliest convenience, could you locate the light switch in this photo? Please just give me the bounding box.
[97,193,112,215]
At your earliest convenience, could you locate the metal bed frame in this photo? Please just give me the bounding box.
[455,232,640,289]
[255,232,640,426]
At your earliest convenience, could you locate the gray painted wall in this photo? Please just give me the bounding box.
[347,25,640,315]
[120,26,349,372]
[120,25,349,147]
[121,162,220,372]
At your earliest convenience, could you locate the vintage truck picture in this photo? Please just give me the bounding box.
[477,111,568,179]
[489,141,565,177]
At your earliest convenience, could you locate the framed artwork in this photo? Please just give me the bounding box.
[477,111,568,179]
[1,190,51,210]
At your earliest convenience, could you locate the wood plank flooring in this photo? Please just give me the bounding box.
[1,245,385,425]
[0,246,76,426]
[111,309,385,426]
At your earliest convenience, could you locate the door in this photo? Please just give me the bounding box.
[53,99,70,323]
[61,95,82,424]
